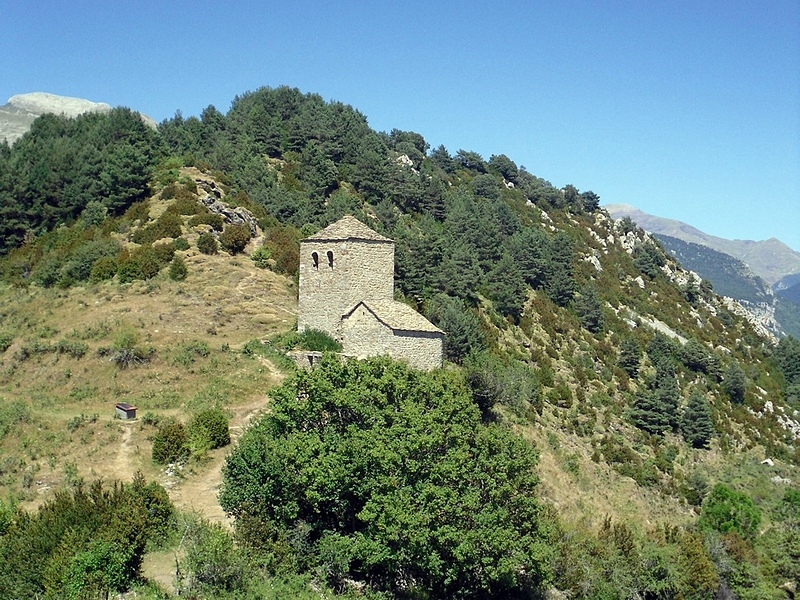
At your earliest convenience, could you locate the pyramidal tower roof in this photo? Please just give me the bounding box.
[303,215,392,243]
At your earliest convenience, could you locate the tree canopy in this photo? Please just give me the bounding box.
[220,356,552,598]
[0,108,160,255]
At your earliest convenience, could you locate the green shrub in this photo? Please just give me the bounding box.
[117,245,164,282]
[134,246,162,279]
[89,255,118,282]
[172,340,209,366]
[296,328,342,352]
[123,200,151,223]
[250,245,271,269]
[682,471,709,506]
[462,351,542,419]
[56,339,88,359]
[0,476,175,599]
[189,211,224,231]
[189,408,230,452]
[699,484,761,539]
[109,328,153,368]
[152,242,175,265]
[264,225,301,276]
[116,258,143,283]
[0,332,13,353]
[32,254,66,287]
[173,237,190,251]
[80,200,108,227]
[197,232,218,255]
[221,356,549,598]
[152,419,190,464]
[140,412,162,428]
[547,382,573,408]
[132,211,183,245]
[165,192,202,216]
[59,239,121,284]
[241,338,269,357]
[181,516,244,594]
[178,176,198,193]
[0,402,30,441]
[169,256,188,281]
[156,159,182,187]
[219,223,251,255]
[67,413,98,431]
[160,182,179,199]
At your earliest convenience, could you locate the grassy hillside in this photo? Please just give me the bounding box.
[0,180,296,515]
[0,88,798,598]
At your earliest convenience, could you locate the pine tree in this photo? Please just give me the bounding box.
[723,362,746,404]
[630,389,672,434]
[618,336,641,378]
[487,253,527,322]
[647,333,676,368]
[544,233,576,307]
[630,363,680,434]
[438,242,482,303]
[681,390,715,448]
[168,256,188,281]
[427,294,485,363]
[574,283,604,333]
[654,365,680,431]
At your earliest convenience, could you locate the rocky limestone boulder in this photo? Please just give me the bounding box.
[199,193,260,238]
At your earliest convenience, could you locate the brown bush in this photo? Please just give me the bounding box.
[219,224,251,255]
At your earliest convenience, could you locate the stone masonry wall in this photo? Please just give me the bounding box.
[341,305,443,371]
[297,238,394,337]
[340,304,393,357]
[386,330,444,371]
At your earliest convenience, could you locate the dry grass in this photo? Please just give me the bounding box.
[0,242,296,512]
[528,424,696,531]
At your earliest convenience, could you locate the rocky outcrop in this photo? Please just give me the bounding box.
[721,297,779,343]
[198,193,260,238]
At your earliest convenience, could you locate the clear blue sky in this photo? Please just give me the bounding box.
[3,0,799,250]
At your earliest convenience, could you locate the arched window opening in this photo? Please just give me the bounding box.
[311,252,319,269]
[327,251,334,268]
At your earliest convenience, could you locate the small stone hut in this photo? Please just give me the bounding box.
[297,216,443,371]
[115,402,137,420]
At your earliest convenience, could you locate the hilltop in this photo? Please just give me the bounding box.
[0,87,798,598]
[606,203,800,338]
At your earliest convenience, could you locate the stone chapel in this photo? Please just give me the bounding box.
[297,216,443,371]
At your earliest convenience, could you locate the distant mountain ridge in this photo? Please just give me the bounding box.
[605,203,800,337]
[604,203,800,287]
[0,92,156,145]
[655,234,771,305]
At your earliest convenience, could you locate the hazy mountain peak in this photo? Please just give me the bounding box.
[7,92,112,116]
[604,203,800,286]
[1,92,155,144]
